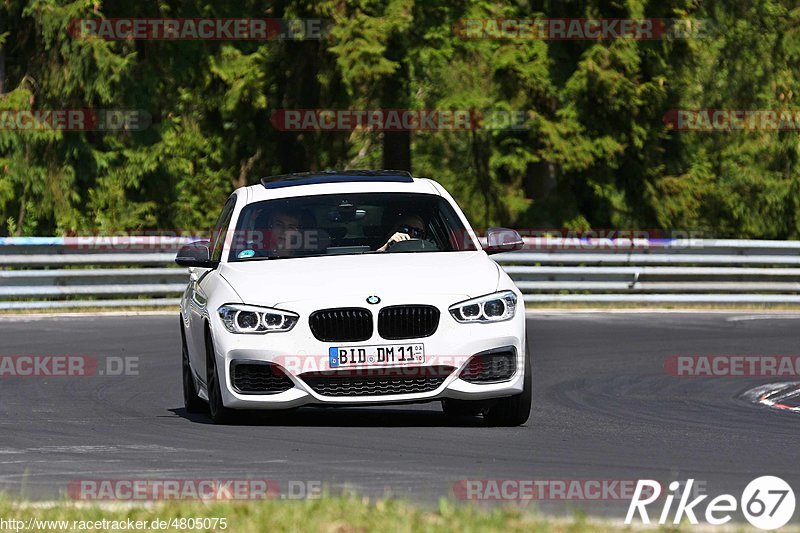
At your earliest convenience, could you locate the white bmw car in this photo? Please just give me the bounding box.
[176,170,530,425]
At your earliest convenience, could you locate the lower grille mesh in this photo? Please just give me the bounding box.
[459,350,516,383]
[230,362,294,394]
[300,366,454,397]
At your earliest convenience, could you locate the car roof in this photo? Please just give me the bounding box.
[261,170,413,189]
[244,170,441,202]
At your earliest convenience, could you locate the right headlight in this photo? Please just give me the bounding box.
[449,290,517,323]
[218,304,299,334]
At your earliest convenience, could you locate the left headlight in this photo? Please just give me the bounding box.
[449,291,518,323]
[218,304,299,334]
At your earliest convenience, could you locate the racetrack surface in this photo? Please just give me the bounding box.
[1,312,798,519]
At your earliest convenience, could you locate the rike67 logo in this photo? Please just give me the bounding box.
[626,476,796,530]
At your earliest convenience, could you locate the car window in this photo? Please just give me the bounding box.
[228,192,476,261]
[210,195,237,262]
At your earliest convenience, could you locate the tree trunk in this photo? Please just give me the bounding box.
[381,37,411,172]
[0,12,6,95]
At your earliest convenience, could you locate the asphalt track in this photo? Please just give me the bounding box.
[1,312,799,520]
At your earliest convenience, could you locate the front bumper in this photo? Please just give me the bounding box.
[208,295,527,410]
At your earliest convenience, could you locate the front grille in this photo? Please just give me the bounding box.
[378,305,440,340]
[459,349,516,383]
[230,361,294,395]
[309,308,373,342]
[300,366,454,397]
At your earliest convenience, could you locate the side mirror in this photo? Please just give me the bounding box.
[175,240,215,268]
[485,228,524,255]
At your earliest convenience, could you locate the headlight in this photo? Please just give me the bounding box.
[449,291,517,323]
[218,304,299,334]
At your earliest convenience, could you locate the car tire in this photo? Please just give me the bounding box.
[205,328,235,424]
[441,398,485,417]
[181,319,205,414]
[484,343,532,427]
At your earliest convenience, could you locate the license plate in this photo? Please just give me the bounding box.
[328,344,424,368]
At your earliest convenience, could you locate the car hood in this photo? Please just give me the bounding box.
[218,251,500,306]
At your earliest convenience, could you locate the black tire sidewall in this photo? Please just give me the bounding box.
[181,320,204,413]
[205,330,230,423]
[486,342,532,426]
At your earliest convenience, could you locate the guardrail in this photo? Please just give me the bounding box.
[0,236,799,309]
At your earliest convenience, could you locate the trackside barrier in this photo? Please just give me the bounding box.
[0,237,798,309]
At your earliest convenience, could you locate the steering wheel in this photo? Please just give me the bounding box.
[385,239,427,252]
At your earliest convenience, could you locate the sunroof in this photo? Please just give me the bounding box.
[261,170,414,189]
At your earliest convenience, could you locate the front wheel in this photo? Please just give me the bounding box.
[205,329,235,424]
[484,344,532,427]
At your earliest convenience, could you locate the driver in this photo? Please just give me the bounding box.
[376,213,427,252]
[267,209,304,253]
[246,207,309,257]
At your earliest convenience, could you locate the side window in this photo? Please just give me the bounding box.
[210,196,237,262]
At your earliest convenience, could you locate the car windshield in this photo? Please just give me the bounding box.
[228,192,477,261]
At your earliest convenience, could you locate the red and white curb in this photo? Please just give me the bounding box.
[742,382,800,413]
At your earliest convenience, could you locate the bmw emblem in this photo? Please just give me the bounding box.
[366,295,381,305]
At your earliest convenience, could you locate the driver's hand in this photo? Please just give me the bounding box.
[376,232,411,252]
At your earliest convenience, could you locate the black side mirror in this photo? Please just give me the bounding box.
[485,228,524,255]
[175,240,215,268]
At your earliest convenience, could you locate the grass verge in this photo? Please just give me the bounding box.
[0,495,644,533]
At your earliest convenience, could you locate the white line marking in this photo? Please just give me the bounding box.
[726,314,800,322]
[0,311,176,321]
